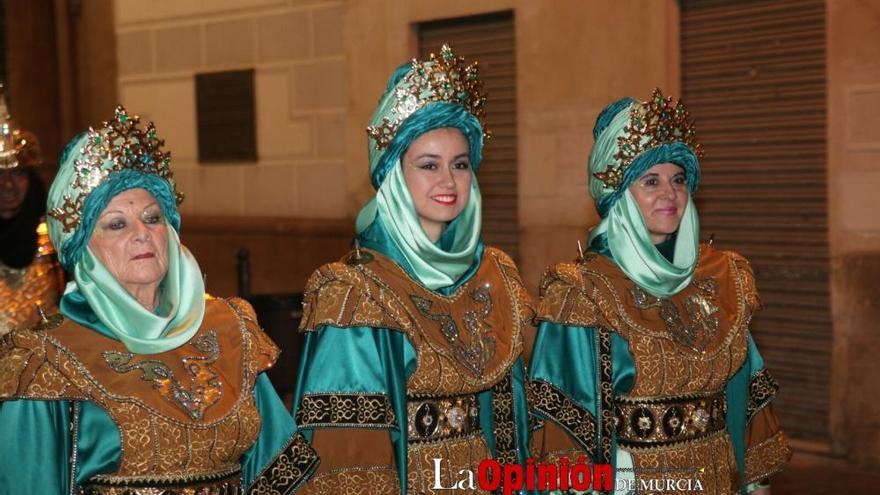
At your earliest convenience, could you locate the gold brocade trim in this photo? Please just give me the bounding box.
[297,392,397,429]
[86,465,241,487]
[408,393,479,442]
[530,379,597,455]
[306,466,399,495]
[747,369,779,422]
[80,471,241,495]
[491,373,518,464]
[247,432,319,495]
[744,430,792,484]
[615,391,727,448]
[597,328,614,465]
[102,330,222,420]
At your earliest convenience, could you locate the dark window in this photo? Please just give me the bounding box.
[419,11,519,261]
[196,69,257,162]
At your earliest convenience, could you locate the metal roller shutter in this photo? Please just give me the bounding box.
[681,0,829,442]
[419,11,519,262]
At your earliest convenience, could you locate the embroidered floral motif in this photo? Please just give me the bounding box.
[629,276,720,351]
[410,283,496,377]
[102,330,222,420]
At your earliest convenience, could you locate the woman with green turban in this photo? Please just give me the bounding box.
[291,45,534,494]
[528,89,791,494]
[0,106,310,494]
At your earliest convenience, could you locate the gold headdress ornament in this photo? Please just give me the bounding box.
[366,44,489,150]
[48,105,183,233]
[0,85,41,169]
[593,88,703,190]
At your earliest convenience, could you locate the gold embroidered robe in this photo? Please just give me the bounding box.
[0,220,64,335]
[0,297,316,494]
[529,244,791,494]
[293,247,535,494]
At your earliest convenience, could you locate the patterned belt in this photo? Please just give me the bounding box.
[614,391,727,448]
[79,467,242,495]
[407,394,481,443]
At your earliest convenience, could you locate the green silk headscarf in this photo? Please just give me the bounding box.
[68,228,205,354]
[587,91,703,298]
[356,50,487,290]
[47,111,205,354]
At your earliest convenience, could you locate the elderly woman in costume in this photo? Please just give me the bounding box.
[0,91,64,335]
[0,107,304,494]
[528,89,791,495]
[291,45,534,494]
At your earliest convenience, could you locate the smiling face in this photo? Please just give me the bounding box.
[401,127,472,242]
[0,168,30,219]
[628,162,689,244]
[88,188,169,309]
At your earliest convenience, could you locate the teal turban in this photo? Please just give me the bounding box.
[587,89,703,298]
[46,106,205,354]
[356,45,488,290]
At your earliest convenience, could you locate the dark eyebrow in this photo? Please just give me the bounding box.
[414,153,441,160]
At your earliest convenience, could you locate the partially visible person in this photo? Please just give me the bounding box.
[0,89,64,335]
[529,89,790,495]
[0,106,310,494]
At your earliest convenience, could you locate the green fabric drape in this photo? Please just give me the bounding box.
[588,190,699,298]
[356,163,482,290]
[62,228,206,355]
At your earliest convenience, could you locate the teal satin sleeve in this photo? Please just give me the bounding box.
[241,373,298,489]
[76,401,122,485]
[529,322,634,461]
[530,323,635,412]
[510,356,533,463]
[725,333,765,494]
[291,325,415,494]
[0,399,72,493]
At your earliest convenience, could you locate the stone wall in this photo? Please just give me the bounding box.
[827,0,880,467]
[115,0,349,220]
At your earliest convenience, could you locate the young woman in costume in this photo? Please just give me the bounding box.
[291,45,534,494]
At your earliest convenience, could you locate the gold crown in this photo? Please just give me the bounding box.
[594,88,703,190]
[0,86,40,169]
[366,44,489,149]
[49,106,183,233]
